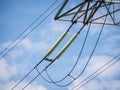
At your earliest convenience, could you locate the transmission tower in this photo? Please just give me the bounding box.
[55,0,120,26]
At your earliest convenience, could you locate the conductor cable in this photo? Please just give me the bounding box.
[10,1,62,90]
[0,0,59,61]
[36,22,92,87]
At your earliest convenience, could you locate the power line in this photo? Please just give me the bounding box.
[35,1,89,84]
[20,16,85,90]
[37,20,92,87]
[72,53,120,90]
[11,56,46,90]
[23,1,120,90]
[11,67,35,90]
[36,1,103,87]
[41,2,112,87]
[72,4,112,90]
[37,1,105,87]
[10,1,120,90]
[0,0,59,61]
[10,1,62,90]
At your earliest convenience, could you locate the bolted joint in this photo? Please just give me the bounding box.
[45,58,53,62]
[71,20,77,24]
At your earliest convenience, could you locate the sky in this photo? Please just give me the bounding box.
[0,0,120,90]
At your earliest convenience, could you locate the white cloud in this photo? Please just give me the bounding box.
[23,83,46,90]
[86,55,120,80]
[69,79,120,90]
[0,3,119,90]
[20,39,50,53]
[0,81,47,90]
[0,60,17,81]
[48,20,68,33]
[68,55,120,90]
[0,38,51,59]
[102,34,120,55]
[1,41,12,49]
[20,38,50,52]
[0,59,47,90]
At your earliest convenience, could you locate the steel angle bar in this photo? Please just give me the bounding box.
[60,3,111,22]
[54,0,69,20]
[104,2,116,24]
[55,1,87,20]
[83,1,91,23]
[93,0,120,4]
[89,8,120,24]
[71,2,87,22]
[57,19,120,26]
[84,2,102,24]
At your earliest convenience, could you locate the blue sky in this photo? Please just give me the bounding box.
[0,0,120,90]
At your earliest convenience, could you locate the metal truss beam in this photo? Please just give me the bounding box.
[54,0,120,26]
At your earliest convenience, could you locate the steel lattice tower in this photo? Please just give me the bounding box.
[54,0,120,26]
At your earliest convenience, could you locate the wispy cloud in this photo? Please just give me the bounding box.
[0,60,17,81]
[0,59,47,90]
[68,55,120,90]
[48,19,69,33]
[20,38,50,52]
[0,81,47,90]
[102,34,120,55]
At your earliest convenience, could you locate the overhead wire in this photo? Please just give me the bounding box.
[75,2,120,90]
[36,21,92,86]
[35,23,75,83]
[72,52,120,90]
[34,0,88,84]
[10,1,62,90]
[73,0,110,81]
[11,54,48,90]
[10,1,119,90]
[0,0,59,61]
[35,1,105,87]
[20,3,90,89]
[11,67,35,90]
[37,15,93,85]
[72,3,115,90]
[47,23,91,84]
[25,1,119,90]
[44,0,88,60]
